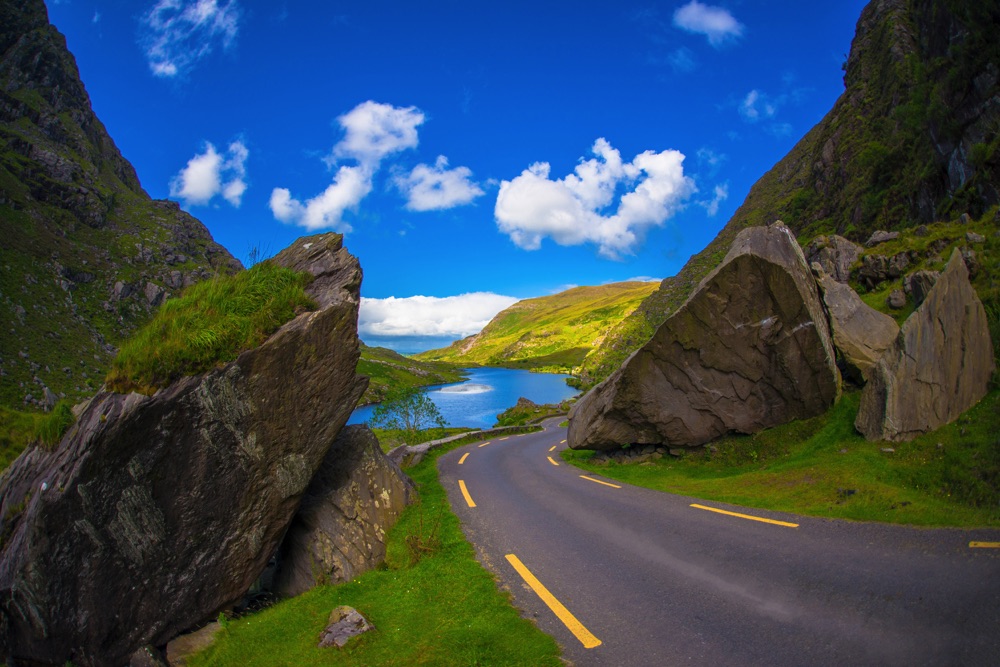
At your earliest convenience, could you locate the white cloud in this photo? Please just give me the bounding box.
[396,156,485,211]
[141,0,240,78]
[272,101,432,231]
[170,139,248,207]
[331,101,424,168]
[739,89,779,121]
[495,139,695,259]
[667,47,696,73]
[359,293,518,339]
[673,1,743,47]
[699,183,728,216]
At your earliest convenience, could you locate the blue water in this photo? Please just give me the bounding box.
[348,367,580,429]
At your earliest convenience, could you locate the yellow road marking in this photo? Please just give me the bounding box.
[499,437,509,441]
[505,554,602,649]
[560,439,567,444]
[580,475,621,489]
[458,452,470,465]
[547,456,559,466]
[478,441,491,448]
[458,480,476,508]
[970,541,1000,548]
[549,445,557,452]
[690,503,798,528]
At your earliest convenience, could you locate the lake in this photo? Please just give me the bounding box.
[348,367,581,429]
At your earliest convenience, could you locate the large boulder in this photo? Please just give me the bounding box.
[0,233,367,666]
[272,426,415,598]
[856,249,994,441]
[814,268,899,384]
[569,223,840,451]
[804,235,863,284]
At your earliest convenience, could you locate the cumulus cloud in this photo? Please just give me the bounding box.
[358,293,518,339]
[141,0,240,78]
[673,1,743,47]
[170,139,248,207]
[395,156,485,211]
[495,138,695,259]
[271,101,432,232]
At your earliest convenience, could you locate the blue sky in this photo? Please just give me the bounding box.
[47,0,869,352]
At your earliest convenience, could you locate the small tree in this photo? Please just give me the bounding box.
[368,386,446,444]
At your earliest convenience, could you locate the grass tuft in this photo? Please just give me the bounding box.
[105,262,315,395]
[0,401,76,470]
[189,434,562,666]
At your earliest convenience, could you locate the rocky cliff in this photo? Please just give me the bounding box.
[0,0,241,410]
[580,0,1000,388]
[0,233,372,666]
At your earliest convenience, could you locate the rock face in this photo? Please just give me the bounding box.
[0,233,367,666]
[569,223,840,451]
[814,268,899,383]
[856,249,994,441]
[272,426,414,598]
[805,235,863,284]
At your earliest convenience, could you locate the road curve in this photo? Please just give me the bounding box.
[438,419,1000,666]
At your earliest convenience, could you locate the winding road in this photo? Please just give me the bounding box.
[438,419,1000,666]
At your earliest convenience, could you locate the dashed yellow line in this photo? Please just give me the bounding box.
[560,439,567,444]
[499,437,509,441]
[580,475,621,489]
[478,441,492,448]
[458,452,470,465]
[458,480,476,508]
[691,503,798,528]
[505,554,602,649]
[548,445,557,452]
[970,541,1000,549]
[547,456,559,466]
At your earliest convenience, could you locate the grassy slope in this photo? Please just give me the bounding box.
[416,281,658,373]
[564,389,1000,528]
[579,0,1000,388]
[357,344,466,405]
[190,436,561,667]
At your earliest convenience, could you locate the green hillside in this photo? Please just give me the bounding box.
[415,281,659,374]
[357,343,466,405]
[579,0,1000,388]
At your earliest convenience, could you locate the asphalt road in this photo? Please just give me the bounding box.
[438,419,1000,666]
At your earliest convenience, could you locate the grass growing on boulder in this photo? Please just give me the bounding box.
[189,434,562,666]
[0,401,75,470]
[563,390,1000,527]
[105,262,315,395]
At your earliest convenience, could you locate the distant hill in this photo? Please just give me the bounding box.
[357,343,466,405]
[416,281,659,374]
[579,0,1000,388]
[0,0,241,410]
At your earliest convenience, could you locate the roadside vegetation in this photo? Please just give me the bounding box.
[190,433,562,667]
[0,401,75,470]
[564,389,1000,527]
[105,262,315,395]
[494,399,573,427]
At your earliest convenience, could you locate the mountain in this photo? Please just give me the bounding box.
[0,0,241,411]
[358,343,466,405]
[416,281,659,373]
[579,0,1000,388]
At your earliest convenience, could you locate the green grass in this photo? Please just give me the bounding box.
[189,436,562,667]
[0,402,75,470]
[563,390,1000,527]
[370,427,473,453]
[105,262,315,394]
[357,345,466,406]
